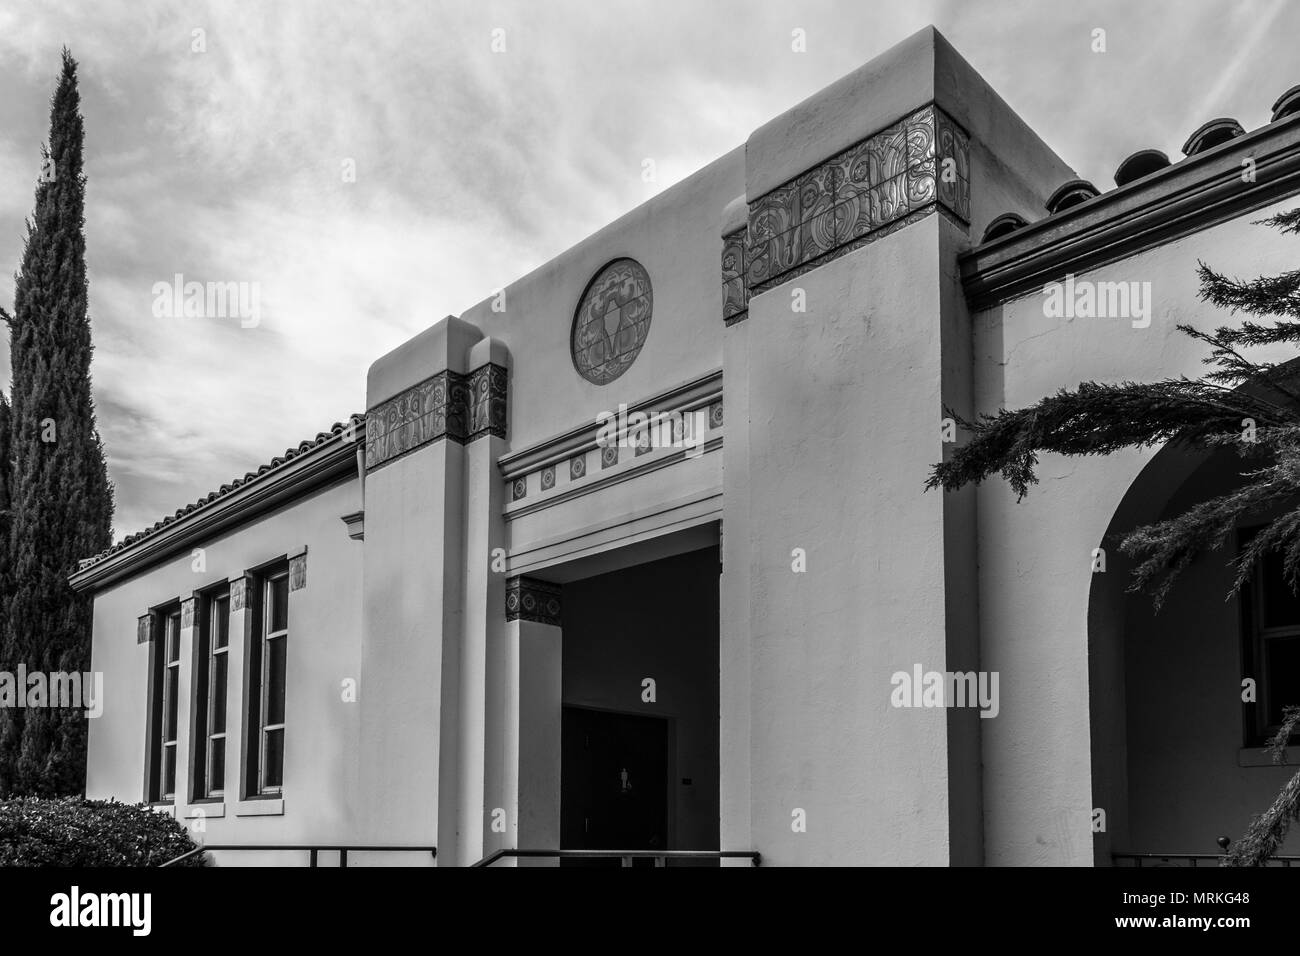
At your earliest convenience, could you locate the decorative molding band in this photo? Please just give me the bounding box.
[506,435,723,522]
[180,598,195,630]
[505,576,562,627]
[137,614,154,645]
[365,361,508,471]
[289,551,307,592]
[497,368,722,479]
[230,576,252,612]
[960,113,1300,309]
[741,102,970,300]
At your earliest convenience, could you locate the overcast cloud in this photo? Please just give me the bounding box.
[0,0,1295,539]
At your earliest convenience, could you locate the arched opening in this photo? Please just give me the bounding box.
[1088,438,1300,864]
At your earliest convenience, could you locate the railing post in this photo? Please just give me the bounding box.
[309,849,318,868]
[340,849,348,868]
[654,855,665,868]
[620,856,632,868]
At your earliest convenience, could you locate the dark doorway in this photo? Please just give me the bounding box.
[561,706,669,866]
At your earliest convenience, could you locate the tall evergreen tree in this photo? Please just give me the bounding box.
[0,391,11,792]
[0,49,113,797]
[928,208,1300,866]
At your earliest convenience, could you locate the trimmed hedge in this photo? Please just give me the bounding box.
[0,796,204,866]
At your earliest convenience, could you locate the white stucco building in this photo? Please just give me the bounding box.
[71,27,1300,866]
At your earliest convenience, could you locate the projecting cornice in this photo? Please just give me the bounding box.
[69,424,363,593]
[961,112,1300,309]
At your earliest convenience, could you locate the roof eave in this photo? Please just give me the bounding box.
[961,113,1300,309]
[70,431,363,594]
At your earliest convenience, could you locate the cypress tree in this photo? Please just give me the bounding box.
[1,49,114,797]
[0,391,12,793]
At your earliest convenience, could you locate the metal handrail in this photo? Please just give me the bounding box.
[471,848,761,867]
[160,844,437,867]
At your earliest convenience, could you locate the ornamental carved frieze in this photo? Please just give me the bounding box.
[365,361,508,471]
[724,102,971,320]
[505,576,563,627]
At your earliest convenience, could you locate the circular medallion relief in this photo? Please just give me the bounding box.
[570,258,653,385]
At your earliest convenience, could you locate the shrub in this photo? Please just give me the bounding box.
[0,796,204,866]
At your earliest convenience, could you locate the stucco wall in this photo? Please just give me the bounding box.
[735,217,954,865]
[85,476,364,857]
[461,148,742,455]
[975,197,1300,864]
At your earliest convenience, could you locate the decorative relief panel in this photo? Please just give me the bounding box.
[289,551,307,592]
[540,464,556,491]
[571,258,653,386]
[181,598,195,630]
[735,103,971,304]
[505,576,563,627]
[137,614,154,645]
[366,361,508,471]
[467,363,508,441]
[721,228,749,325]
[230,575,251,612]
[570,454,587,481]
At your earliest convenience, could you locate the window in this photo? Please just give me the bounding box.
[245,568,289,796]
[191,589,229,800]
[147,605,181,803]
[1242,534,1300,746]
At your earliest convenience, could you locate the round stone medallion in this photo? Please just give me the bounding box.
[570,258,653,385]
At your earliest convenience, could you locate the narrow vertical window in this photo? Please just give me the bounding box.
[208,593,230,796]
[245,567,289,796]
[156,607,181,802]
[192,590,229,799]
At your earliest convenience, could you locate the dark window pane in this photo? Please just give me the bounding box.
[214,596,229,648]
[1262,550,1300,628]
[164,668,178,741]
[167,614,181,662]
[269,575,288,633]
[163,746,176,798]
[264,728,284,789]
[211,653,227,733]
[210,737,225,794]
[1266,636,1300,728]
[266,637,286,726]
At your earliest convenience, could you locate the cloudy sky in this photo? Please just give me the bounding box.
[0,0,1296,540]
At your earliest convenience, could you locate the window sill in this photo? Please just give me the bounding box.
[234,798,284,816]
[183,802,225,819]
[1238,746,1300,767]
[149,803,176,818]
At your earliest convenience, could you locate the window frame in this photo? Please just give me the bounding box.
[145,602,182,804]
[242,562,290,799]
[1239,527,1300,747]
[190,586,230,802]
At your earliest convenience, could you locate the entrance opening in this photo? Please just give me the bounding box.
[558,543,720,865]
[560,707,669,866]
